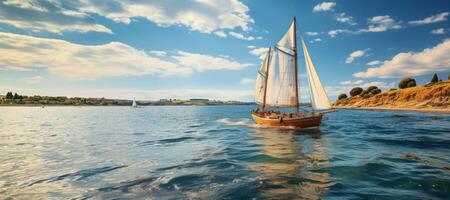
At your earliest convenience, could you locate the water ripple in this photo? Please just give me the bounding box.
[0,106,449,199]
[28,165,127,186]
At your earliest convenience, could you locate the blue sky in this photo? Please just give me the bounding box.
[0,0,449,101]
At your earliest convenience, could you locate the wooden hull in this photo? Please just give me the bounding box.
[252,113,323,128]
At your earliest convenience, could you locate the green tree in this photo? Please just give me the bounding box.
[367,86,378,92]
[398,77,416,89]
[6,92,13,99]
[371,88,382,95]
[13,93,19,99]
[350,87,363,96]
[430,73,439,83]
[338,93,348,100]
[359,90,369,97]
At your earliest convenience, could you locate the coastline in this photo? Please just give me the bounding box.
[0,103,254,107]
[333,106,450,114]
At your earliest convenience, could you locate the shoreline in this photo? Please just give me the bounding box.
[0,104,254,107]
[333,106,450,114]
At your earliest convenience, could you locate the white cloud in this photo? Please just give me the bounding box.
[358,15,402,33]
[328,15,401,37]
[305,32,319,36]
[172,51,253,72]
[313,2,336,12]
[345,49,367,64]
[149,50,167,57]
[335,13,357,25]
[328,29,351,37]
[354,39,450,78]
[247,45,256,49]
[367,60,382,66]
[0,0,112,34]
[228,31,259,40]
[23,76,43,83]
[409,12,449,25]
[249,47,269,59]
[214,31,227,37]
[3,0,48,12]
[339,80,351,85]
[430,28,445,35]
[0,32,252,79]
[310,38,322,43]
[340,80,363,85]
[0,0,254,35]
[355,80,364,85]
[0,32,189,79]
[240,78,254,84]
[77,0,254,34]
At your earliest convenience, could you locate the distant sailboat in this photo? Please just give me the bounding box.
[251,16,331,128]
[132,98,138,108]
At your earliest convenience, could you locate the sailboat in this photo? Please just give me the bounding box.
[251,17,331,128]
[132,98,138,108]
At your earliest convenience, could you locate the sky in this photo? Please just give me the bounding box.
[0,0,449,101]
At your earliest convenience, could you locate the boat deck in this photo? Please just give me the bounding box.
[251,110,322,120]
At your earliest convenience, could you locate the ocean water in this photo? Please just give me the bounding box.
[0,106,449,199]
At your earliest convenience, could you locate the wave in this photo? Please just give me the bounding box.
[28,165,127,186]
[215,118,254,127]
[138,136,201,147]
[369,137,450,148]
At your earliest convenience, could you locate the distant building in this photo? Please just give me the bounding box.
[189,98,209,102]
[159,99,169,102]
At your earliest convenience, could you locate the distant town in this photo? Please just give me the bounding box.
[0,92,253,106]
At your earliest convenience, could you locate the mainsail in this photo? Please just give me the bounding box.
[301,38,331,110]
[254,49,270,105]
[260,20,298,108]
[265,48,297,107]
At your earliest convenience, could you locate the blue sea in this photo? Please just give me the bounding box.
[0,106,449,199]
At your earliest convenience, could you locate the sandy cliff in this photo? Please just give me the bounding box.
[333,81,450,112]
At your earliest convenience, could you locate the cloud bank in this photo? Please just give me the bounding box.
[0,32,252,79]
[354,39,450,78]
[0,0,254,35]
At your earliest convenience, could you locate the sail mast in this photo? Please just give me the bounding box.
[262,47,271,111]
[293,16,300,112]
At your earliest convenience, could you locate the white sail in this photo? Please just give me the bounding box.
[265,48,297,107]
[254,50,270,105]
[253,20,297,108]
[277,21,295,50]
[132,98,137,107]
[301,38,331,110]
